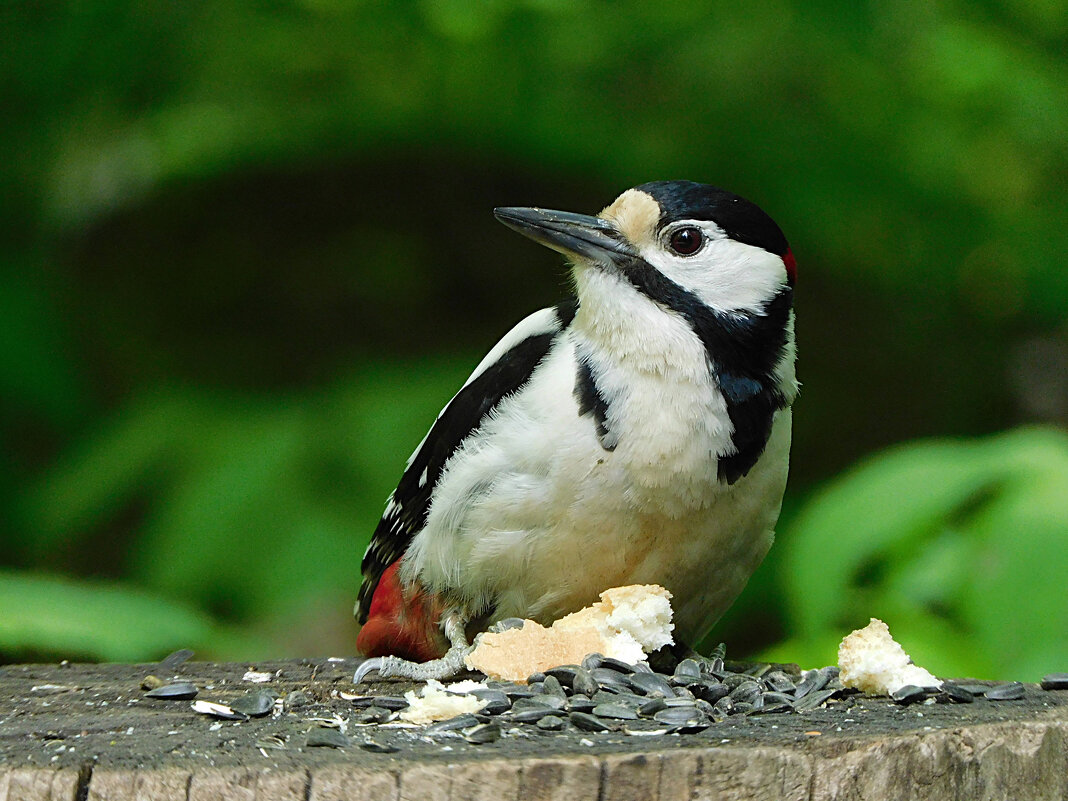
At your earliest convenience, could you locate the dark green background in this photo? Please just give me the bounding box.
[4,0,1067,679]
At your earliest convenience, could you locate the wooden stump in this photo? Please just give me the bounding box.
[2,659,1067,800]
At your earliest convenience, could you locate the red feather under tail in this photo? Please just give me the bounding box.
[356,560,447,661]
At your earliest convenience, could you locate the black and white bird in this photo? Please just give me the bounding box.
[354,180,797,682]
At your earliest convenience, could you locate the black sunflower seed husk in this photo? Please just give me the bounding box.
[229,691,276,718]
[985,682,1025,701]
[792,688,838,712]
[463,722,501,744]
[306,728,348,748]
[144,682,199,700]
[425,713,482,734]
[939,683,975,704]
[794,668,833,700]
[569,711,613,732]
[1041,673,1068,691]
[370,695,409,711]
[890,685,928,705]
[536,714,566,731]
[359,737,399,753]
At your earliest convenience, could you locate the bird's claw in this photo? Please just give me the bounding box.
[353,657,385,684]
[352,646,474,684]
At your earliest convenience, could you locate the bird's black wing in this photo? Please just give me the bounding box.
[355,298,577,622]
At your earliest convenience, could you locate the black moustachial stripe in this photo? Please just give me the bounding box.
[574,353,616,451]
[622,261,792,484]
[357,298,575,622]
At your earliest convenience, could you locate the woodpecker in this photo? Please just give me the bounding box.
[354,180,798,682]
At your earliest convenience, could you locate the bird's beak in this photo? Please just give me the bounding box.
[493,207,637,264]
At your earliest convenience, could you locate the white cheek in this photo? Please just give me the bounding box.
[641,240,786,314]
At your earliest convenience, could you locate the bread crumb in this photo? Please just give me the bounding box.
[398,679,488,724]
[465,584,674,681]
[838,618,941,695]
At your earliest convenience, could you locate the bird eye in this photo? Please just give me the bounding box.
[667,227,704,256]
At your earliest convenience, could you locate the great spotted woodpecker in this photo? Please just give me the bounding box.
[354,180,798,682]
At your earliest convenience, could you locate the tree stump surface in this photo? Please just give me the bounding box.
[2,658,1067,800]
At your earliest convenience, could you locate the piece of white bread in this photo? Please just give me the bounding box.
[398,679,488,724]
[465,584,675,681]
[838,618,941,695]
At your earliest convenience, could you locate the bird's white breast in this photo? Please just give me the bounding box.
[402,272,792,644]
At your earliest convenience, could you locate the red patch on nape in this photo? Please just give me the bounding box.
[356,561,447,662]
[783,249,797,286]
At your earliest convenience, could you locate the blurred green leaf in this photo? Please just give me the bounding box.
[777,427,1068,679]
[0,570,223,662]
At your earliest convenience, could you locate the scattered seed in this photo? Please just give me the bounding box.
[145,682,198,700]
[513,695,565,712]
[765,671,796,694]
[940,683,975,704]
[567,696,596,713]
[536,715,565,731]
[626,671,674,698]
[692,680,729,704]
[985,682,1025,701]
[729,681,762,705]
[593,703,639,720]
[512,706,555,723]
[462,722,501,744]
[674,659,702,681]
[425,714,482,734]
[891,685,928,705]
[371,696,409,711]
[544,666,580,688]
[541,675,568,700]
[359,737,398,753]
[598,657,638,674]
[526,672,546,684]
[285,690,313,711]
[571,667,599,697]
[306,728,348,748]
[639,698,669,716]
[356,706,393,724]
[581,654,603,672]
[653,706,704,726]
[570,711,612,732]
[793,688,838,712]
[732,701,755,715]
[157,649,195,674]
[794,668,832,700]
[469,689,511,715]
[1041,673,1068,691]
[229,691,275,718]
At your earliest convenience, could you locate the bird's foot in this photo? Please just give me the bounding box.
[354,609,472,684]
[353,645,474,684]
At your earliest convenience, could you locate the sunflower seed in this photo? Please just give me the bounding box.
[730,680,763,705]
[306,728,348,748]
[764,670,796,693]
[356,705,393,724]
[639,697,669,716]
[158,649,195,674]
[371,695,409,711]
[513,695,565,712]
[470,689,511,715]
[653,706,704,726]
[229,691,276,718]
[359,737,398,753]
[541,675,568,700]
[792,688,838,712]
[940,683,975,703]
[544,666,580,688]
[590,669,631,693]
[732,701,755,715]
[191,700,247,720]
[145,682,199,700]
[570,711,612,732]
[691,680,729,704]
[285,690,313,711]
[593,703,639,720]
[571,666,598,697]
[512,706,555,723]
[598,657,638,674]
[891,685,928,705]
[536,715,566,731]
[581,653,603,671]
[674,659,703,682]
[1041,673,1068,691]
[526,672,546,684]
[567,696,596,713]
[626,672,674,698]
[794,668,832,700]
[985,682,1025,701]
[463,722,501,744]
[425,713,481,734]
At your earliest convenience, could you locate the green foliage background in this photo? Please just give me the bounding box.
[3,0,1067,678]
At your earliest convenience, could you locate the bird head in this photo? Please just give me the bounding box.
[494,180,794,317]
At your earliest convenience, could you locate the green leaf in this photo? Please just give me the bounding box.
[0,570,221,663]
